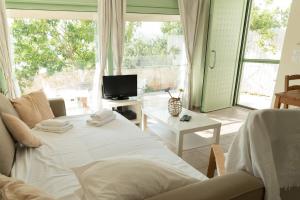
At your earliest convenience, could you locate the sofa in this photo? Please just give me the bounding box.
[0,93,298,200]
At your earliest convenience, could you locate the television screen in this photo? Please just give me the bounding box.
[102,75,137,100]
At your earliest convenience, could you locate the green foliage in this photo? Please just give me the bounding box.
[123,21,182,68]
[12,19,183,90]
[249,2,290,53]
[60,21,96,70]
[161,22,183,35]
[124,22,141,43]
[12,19,95,91]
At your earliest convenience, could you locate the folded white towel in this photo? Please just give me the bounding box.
[87,114,116,127]
[35,123,73,133]
[91,109,114,121]
[40,119,70,127]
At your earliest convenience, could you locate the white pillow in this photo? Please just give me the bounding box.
[72,157,200,200]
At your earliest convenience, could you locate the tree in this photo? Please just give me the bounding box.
[249,2,290,53]
[124,22,141,44]
[12,19,95,91]
[161,22,183,35]
[58,20,95,70]
[13,19,184,89]
[123,21,183,68]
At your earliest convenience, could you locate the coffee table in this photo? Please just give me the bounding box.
[142,107,221,157]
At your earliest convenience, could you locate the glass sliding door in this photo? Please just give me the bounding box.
[237,0,292,109]
[122,20,187,99]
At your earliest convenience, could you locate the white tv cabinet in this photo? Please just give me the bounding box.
[102,98,142,125]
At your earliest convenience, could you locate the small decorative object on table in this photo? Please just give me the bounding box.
[165,88,183,117]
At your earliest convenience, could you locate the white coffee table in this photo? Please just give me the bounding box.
[142,107,221,157]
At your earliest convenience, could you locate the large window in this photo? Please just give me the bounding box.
[237,0,292,109]
[9,14,187,113]
[122,20,187,96]
[9,17,96,115]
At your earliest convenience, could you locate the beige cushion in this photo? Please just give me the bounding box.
[12,90,54,128]
[49,98,66,117]
[0,118,15,176]
[0,174,54,200]
[29,90,55,120]
[0,94,17,176]
[73,157,199,200]
[0,93,19,117]
[1,113,42,148]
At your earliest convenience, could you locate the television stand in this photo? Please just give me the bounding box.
[111,96,129,100]
[102,98,141,126]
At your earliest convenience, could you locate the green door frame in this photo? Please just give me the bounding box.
[233,0,282,109]
[233,0,252,108]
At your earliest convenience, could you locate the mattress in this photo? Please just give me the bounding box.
[11,113,207,199]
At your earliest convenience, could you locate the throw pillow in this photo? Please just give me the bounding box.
[11,90,54,128]
[72,157,199,200]
[1,112,42,147]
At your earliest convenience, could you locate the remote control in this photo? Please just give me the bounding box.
[180,115,192,122]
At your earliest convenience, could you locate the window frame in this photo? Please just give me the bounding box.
[7,10,181,21]
[7,9,97,20]
[125,13,180,22]
[234,0,288,109]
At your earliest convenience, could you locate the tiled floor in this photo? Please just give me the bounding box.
[238,93,272,109]
[143,103,250,175]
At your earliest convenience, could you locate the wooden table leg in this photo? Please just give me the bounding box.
[142,113,147,131]
[274,96,281,109]
[176,132,184,157]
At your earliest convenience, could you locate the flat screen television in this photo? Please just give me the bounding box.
[102,75,137,100]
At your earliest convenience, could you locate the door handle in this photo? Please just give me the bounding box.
[209,50,216,69]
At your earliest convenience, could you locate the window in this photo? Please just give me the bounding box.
[9,17,96,115]
[122,20,187,97]
[237,0,292,109]
[9,13,186,113]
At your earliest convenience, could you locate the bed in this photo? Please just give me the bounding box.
[11,113,207,199]
[0,94,206,199]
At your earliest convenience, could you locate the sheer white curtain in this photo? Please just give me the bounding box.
[111,0,125,75]
[92,0,111,110]
[92,0,125,110]
[178,0,209,109]
[0,0,19,98]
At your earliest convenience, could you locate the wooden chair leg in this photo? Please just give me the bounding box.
[207,144,226,178]
[207,147,216,178]
[274,96,281,109]
[284,104,289,109]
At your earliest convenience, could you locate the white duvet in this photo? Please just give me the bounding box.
[11,113,207,199]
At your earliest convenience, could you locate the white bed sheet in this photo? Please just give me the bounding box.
[11,113,207,199]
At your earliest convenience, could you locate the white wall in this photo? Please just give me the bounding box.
[274,0,300,96]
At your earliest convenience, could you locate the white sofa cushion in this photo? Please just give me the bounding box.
[73,157,199,200]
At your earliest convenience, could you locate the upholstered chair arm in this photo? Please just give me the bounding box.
[207,144,225,178]
[147,171,264,200]
[49,98,66,117]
